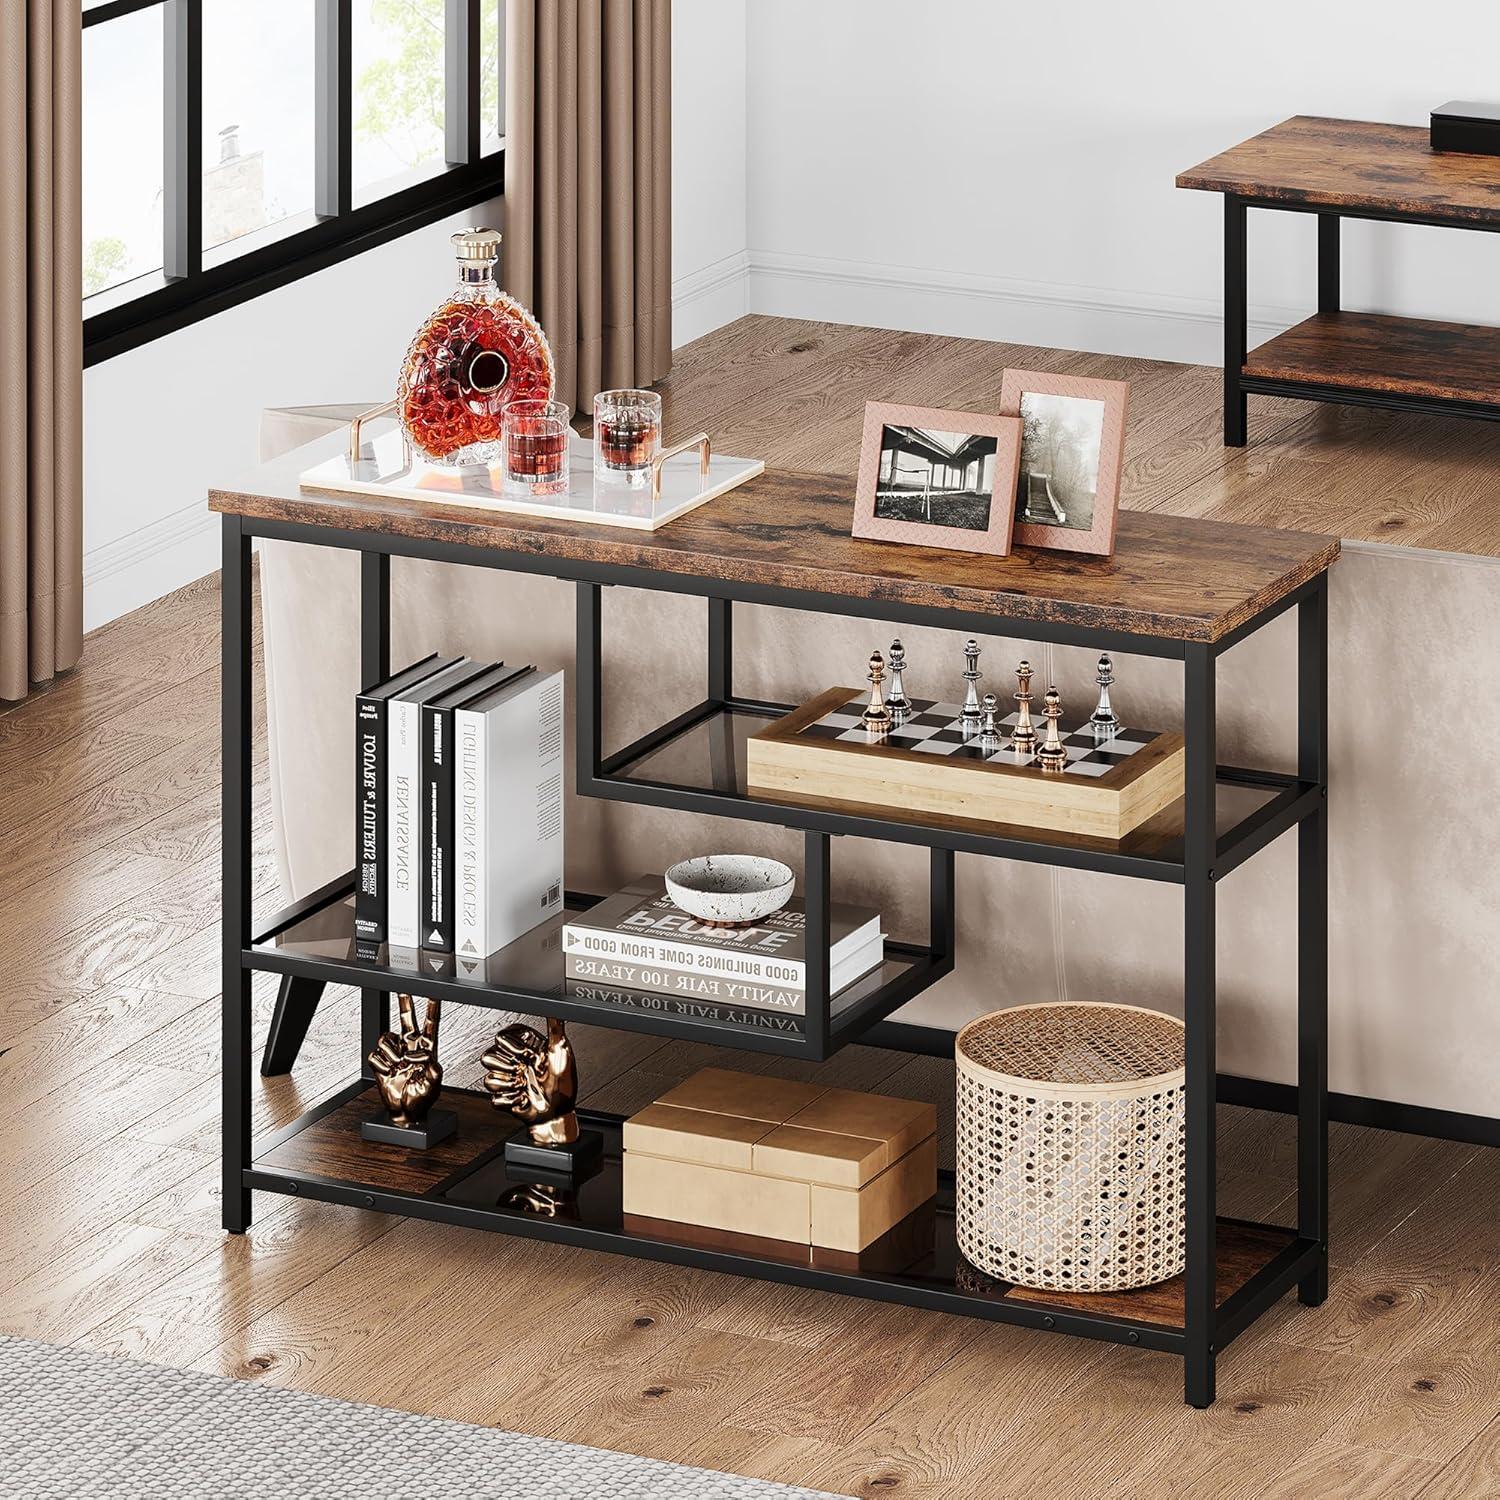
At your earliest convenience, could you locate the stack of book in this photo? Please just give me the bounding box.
[561,878,884,1034]
[355,653,565,959]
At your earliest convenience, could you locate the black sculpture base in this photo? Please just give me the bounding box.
[361,1108,458,1149]
[504,1127,604,1177]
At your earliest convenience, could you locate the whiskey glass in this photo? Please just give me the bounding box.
[593,389,662,489]
[502,399,572,496]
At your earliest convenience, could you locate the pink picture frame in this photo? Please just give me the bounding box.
[851,402,1021,558]
[999,369,1129,557]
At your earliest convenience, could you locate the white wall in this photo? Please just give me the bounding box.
[734,0,1500,361]
[81,204,497,629]
[670,0,748,344]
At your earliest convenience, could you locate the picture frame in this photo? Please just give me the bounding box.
[999,369,1129,556]
[852,402,1022,557]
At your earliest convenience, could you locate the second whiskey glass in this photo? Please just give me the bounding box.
[593,389,662,489]
[502,399,572,496]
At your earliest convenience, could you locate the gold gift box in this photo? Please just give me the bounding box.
[621,1067,937,1252]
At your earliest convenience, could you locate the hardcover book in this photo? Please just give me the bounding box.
[420,662,529,953]
[385,657,492,949]
[561,878,881,990]
[454,666,565,958]
[352,653,451,944]
[563,979,837,1035]
[563,947,882,1013]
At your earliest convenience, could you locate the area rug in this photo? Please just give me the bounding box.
[0,1336,851,1499]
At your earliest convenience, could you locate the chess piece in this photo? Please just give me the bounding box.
[886,639,911,724]
[1090,653,1120,736]
[1012,660,1037,751]
[862,650,892,735]
[980,692,1001,745]
[484,1016,603,1173]
[960,638,983,732]
[1037,687,1068,772]
[361,994,456,1147]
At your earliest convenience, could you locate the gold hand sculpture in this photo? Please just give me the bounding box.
[368,994,444,1127]
[481,1015,580,1146]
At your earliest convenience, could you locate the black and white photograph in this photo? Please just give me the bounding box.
[1000,370,1130,555]
[873,425,998,531]
[1015,392,1105,531]
[853,403,1021,556]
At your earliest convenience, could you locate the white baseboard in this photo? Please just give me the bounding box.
[83,503,220,633]
[744,249,1301,365]
[672,249,751,348]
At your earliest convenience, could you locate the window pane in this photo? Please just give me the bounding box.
[82,7,164,299]
[481,0,502,152]
[202,0,316,253]
[354,0,447,193]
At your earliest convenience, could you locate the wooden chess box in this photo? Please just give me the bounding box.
[745,687,1185,841]
[621,1067,937,1253]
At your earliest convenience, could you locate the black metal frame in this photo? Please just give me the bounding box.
[220,513,1331,1408]
[1222,192,1500,445]
[83,0,503,365]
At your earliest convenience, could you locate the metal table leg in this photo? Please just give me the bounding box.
[1317,214,1340,316]
[1224,195,1248,448]
[360,551,391,1072]
[1182,641,1218,1406]
[221,515,253,1233]
[1298,573,1330,1304]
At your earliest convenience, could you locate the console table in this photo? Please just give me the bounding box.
[211,465,1338,1408]
[1178,115,1500,445]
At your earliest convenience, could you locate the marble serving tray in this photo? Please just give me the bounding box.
[298,428,764,531]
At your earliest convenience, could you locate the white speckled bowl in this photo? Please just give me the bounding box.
[664,855,795,925]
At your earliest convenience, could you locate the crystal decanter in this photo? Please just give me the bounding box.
[397,228,555,467]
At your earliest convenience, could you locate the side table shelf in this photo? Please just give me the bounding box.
[1177,116,1500,443]
[214,465,1338,1407]
[247,879,951,1062]
[249,1081,1320,1357]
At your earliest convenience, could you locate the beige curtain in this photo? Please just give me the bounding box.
[504,0,671,413]
[0,0,82,702]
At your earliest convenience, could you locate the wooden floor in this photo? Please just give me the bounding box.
[3,317,1498,1499]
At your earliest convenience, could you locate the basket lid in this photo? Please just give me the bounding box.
[956,1002,1183,1089]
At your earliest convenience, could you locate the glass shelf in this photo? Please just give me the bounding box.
[247,885,949,1062]
[588,700,1317,883]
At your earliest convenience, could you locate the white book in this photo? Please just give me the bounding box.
[385,657,485,948]
[455,667,566,958]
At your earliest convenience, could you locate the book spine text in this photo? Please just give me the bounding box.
[563,953,807,1013]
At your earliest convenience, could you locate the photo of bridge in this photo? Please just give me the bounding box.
[873,425,997,530]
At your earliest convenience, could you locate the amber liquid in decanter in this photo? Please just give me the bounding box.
[398,229,555,467]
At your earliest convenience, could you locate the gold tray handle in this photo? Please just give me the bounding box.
[651,432,711,505]
[348,398,410,468]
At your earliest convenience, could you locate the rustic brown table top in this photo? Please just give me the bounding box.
[210,458,1338,643]
[1177,115,1500,223]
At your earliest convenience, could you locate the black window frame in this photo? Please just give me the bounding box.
[83,0,504,367]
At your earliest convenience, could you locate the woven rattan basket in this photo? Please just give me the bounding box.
[955,1002,1185,1293]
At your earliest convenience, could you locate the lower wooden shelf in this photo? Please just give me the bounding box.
[1244,310,1500,406]
[251,1081,1317,1354]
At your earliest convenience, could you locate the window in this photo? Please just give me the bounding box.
[83,0,505,365]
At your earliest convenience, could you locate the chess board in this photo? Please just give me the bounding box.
[797,695,1158,778]
[746,688,1186,840]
